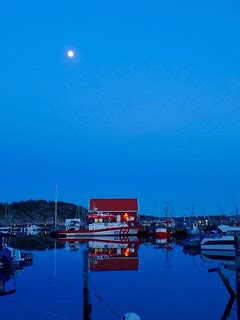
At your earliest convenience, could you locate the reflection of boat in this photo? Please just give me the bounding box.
[20,224,43,236]
[0,235,33,296]
[156,238,168,245]
[201,250,236,264]
[0,246,26,270]
[88,238,140,271]
[61,236,140,244]
[200,236,236,251]
[0,269,16,296]
[82,238,141,319]
[62,236,140,251]
[65,241,81,251]
[155,238,174,251]
[183,237,201,255]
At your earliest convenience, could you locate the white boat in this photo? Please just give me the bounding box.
[201,236,236,251]
[56,214,141,238]
[58,223,141,238]
[218,224,240,235]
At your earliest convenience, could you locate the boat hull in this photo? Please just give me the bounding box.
[155,228,171,239]
[57,226,141,238]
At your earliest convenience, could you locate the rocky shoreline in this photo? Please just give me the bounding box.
[0,200,87,225]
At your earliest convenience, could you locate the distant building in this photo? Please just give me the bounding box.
[89,198,139,225]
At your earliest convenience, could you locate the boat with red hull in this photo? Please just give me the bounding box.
[57,224,141,238]
[54,198,142,238]
[155,227,171,239]
[55,213,141,238]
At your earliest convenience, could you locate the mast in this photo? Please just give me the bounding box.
[191,203,195,217]
[164,202,169,220]
[55,185,58,229]
[4,203,8,226]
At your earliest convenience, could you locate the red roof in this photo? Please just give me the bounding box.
[89,198,138,212]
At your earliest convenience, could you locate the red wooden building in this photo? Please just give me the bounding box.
[88,198,139,226]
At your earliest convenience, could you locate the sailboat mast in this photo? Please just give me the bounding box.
[5,203,8,226]
[55,185,58,228]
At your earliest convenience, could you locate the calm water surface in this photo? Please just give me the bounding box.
[0,236,237,320]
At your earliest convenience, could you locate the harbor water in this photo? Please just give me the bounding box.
[0,236,236,320]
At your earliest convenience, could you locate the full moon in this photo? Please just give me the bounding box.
[67,50,74,58]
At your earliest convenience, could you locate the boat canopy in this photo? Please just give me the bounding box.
[218,225,240,234]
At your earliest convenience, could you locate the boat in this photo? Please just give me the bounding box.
[79,237,141,320]
[0,245,33,296]
[200,235,237,251]
[218,224,240,235]
[20,224,43,236]
[155,227,171,239]
[55,213,142,238]
[186,223,201,236]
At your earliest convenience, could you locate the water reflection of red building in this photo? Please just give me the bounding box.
[88,238,140,271]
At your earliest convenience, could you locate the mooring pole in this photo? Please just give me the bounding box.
[83,248,92,320]
[235,252,240,320]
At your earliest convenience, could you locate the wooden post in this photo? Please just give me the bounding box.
[83,249,92,320]
[217,267,236,297]
[235,252,240,320]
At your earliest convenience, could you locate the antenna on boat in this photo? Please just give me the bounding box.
[55,184,58,229]
[4,203,7,225]
[164,202,169,219]
[235,205,239,216]
[157,194,161,221]
[75,205,81,219]
[5,202,11,226]
[191,203,195,216]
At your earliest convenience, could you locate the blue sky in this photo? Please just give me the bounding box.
[1,1,240,215]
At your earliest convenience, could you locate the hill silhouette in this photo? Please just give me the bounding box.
[0,200,87,225]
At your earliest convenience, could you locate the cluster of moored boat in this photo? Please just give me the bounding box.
[184,224,240,257]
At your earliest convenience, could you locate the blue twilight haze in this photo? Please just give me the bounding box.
[1,1,240,215]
